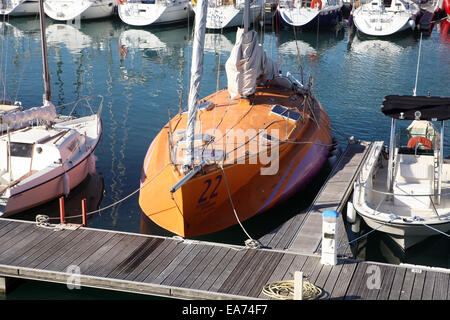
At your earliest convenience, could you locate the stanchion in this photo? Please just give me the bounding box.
[59,197,65,224]
[81,198,87,227]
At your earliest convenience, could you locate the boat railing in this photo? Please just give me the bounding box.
[355,179,449,199]
[54,94,103,119]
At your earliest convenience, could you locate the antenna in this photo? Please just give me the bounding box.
[413,32,423,97]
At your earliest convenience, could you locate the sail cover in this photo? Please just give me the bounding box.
[226,28,278,99]
[0,104,56,126]
[183,0,207,168]
[381,95,450,121]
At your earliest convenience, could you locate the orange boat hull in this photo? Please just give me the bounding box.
[139,85,332,237]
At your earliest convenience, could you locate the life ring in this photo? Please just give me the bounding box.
[310,0,322,9]
[117,0,127,5]
[407,136,433,150]
[191,0,197,6]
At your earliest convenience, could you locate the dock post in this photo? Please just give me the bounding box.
[59,196,65,224]
[321,210,339,265]
[0,277,19,295]
[293,271,303,300]
[81,199,87,227]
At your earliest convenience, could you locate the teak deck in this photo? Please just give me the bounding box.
[0,141,449,300]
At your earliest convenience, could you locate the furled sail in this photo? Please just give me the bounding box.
[183,0,208,170]
[225,28,278,99]
[0,104,56,126]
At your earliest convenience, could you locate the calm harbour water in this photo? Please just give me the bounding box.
[0,14,449,299]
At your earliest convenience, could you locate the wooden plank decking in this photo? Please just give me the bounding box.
[259,141,374,258]
[1,140,449,300]
[1,217,449,300]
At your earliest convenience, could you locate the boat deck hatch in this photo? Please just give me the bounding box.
[270,105,302,123]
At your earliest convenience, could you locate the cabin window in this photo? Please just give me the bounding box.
[10,142,33,158]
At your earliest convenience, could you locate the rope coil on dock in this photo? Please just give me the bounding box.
[262,280,322,300]
[35,214,80,231]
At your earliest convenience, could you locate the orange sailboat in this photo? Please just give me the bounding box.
[139,0,332,237]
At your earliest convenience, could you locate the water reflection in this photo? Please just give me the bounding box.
[15,173,105,225]
[204,30,235,53]
[46,23,93,54]
[278,29,345,56]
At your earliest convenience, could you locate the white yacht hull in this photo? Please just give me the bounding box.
[277,4,343,28]
[44,0,115,21]
[118,1,192,26]
[353,0,420,36]
[0,0,39,16]
[200,2,263,29]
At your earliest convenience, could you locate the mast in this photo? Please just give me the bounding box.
[183,0,207,172]
[244,0,250,32]
[39,0,52,106]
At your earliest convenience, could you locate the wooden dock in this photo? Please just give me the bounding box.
[259,141,372,258]
[1,141,449,300]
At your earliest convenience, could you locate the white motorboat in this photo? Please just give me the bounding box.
[0,0,38,16]
[0,0,102,217]
[118,0,193,26]
[277,0,343,29]
[352,0,420,36]
[193,0,263,29]
[351,95,450,249]
[43,0,115,21]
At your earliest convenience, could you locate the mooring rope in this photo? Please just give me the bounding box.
[262,280,322,300]
[38,163,170,222]
[219,163,262,249]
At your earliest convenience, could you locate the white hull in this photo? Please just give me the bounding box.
[44,0,115,21]
[118,0,192,26]
[0,149,97,216]
[353,0,420,36]
[199,0,263,29]
[277,1,343,28]
[352,136,450,250]
[359,212,450,249]
[0,0,39,16]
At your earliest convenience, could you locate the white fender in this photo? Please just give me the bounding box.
[63,173,70,197]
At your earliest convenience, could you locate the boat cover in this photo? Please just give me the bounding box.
[0,104,56,126]
[225,28,278,99]
[381,95,450,121]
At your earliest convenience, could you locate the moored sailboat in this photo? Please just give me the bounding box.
[118,0,193,26]
[352,0,420,37]
[43,0,114,21]
[277,0,343,29]
[138,0,332,237]
[0,0,102,217]
[192,0,264,30]
[0,0,38,16]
